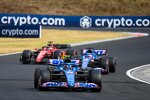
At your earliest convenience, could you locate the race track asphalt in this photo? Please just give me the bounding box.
[0,28,150,100]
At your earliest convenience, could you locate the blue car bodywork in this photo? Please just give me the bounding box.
[80,48,117,74]
[81,49,107,61]
[81,49,108,71]
[39,59,101,90]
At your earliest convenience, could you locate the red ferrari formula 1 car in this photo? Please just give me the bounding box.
[20,41,77,64]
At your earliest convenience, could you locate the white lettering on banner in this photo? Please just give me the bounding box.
[1,16,65,26]
[81,16,150,28]
[121,17,126,26]
[1,16,7,24]
[126,19,133,26]
[2,30,6,35]
[107,19,114,28]
[113,19,121,28]
[19,17,27,26]
[1,29,39,36]
[1,15,150,28]
[143,19,150,26]
[31,17,39,25]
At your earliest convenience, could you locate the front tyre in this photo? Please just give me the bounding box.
[38,68,51,91]
[88,69,102,92]
[34,68,42,89]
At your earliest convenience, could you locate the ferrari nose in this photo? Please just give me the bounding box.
[36,58,41,62]
[36,51,47,62]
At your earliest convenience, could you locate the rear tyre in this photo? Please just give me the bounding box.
[99,58,109,74]
[89,69,102,92]
[38,68,51,91]
[22,50,32,64]
[53,50,62,59]
[107,57,116,73]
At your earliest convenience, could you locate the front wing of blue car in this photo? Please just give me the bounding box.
[41,82,100,89]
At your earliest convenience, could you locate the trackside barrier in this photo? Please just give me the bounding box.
[0,25,41,38]
[0,14,150,38]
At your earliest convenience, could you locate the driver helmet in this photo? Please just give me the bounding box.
[86,49,93,53]
[64,58,71,63]
[42,46,47,51]
[47,46,53,50]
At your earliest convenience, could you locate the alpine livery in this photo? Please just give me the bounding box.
[80,48,116,74]
[34,58,102,92]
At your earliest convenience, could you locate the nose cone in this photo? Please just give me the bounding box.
[36,58,41,62]
[64,70,75,87]
[82,58,90,69]
[68,81,75,87]
[36,51,47,62]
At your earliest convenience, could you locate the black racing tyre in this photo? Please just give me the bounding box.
[66,49,77,56]
[53,50,62,59]
[22,50,32,64]
[38,68,51,91]
[107,57,116,73]
[34,68,42,89]
[80,49,84,55]
[99,58,109,74]
[61,44,71,49]
[88,69,102,92]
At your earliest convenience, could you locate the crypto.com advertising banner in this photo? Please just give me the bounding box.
[0,14,150,37]
[0,25,41,38]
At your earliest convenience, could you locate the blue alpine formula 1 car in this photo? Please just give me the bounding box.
[34,58,102,92]
[81,48,116,74]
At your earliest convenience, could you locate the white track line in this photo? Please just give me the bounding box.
[71,32,148,46]
[0,52,21,57]
[0,32,149,56]
[126,64,150,85]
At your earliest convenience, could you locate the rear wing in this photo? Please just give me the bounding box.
[47,41,71,49]
[48,59,80,65]
[53,44,71,49]
[82,49,107,55]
